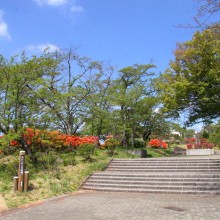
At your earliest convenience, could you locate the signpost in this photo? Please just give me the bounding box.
[14,151,29,192]
[18,151,25,192]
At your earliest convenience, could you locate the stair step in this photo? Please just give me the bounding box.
[83,182,220,190]
[112,159,220,162]
[110,163,220,167]
[108,165,220,169]
[90,176,220,182]
[106,168,220,172]
[82,186,220,195]
[93,172,220,178]
[87,179,220,186]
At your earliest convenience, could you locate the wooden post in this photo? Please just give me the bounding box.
[18,151,25,192]
[13,176,18,191]
[24,171,29,192]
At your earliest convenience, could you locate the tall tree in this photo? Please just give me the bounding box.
[35,49,105,135]
[156,28,220,125]
[84,65,114,136]
[0,52,55,134]
[110,64,156,147]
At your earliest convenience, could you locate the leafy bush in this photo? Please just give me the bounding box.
[60,152,76,166]
[78,143,95,160]
[132,139,146,148]
[105,138,120,156]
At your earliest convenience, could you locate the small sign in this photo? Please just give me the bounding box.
[20,155,24,174]
[14,151,29,192]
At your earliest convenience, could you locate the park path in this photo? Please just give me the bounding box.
[1,190,220,220]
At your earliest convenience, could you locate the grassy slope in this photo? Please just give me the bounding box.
[0,149,137,210]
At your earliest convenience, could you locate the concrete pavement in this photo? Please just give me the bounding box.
[1,190,220,220]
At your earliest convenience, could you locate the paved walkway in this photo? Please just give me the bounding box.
[1,190,220,220]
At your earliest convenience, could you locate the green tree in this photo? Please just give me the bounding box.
[110,64,157,147]
[204,122,220,146]
[83,66,114,136]
[156,28,220,125]
[35,49,104,135]
[0,52,55,134]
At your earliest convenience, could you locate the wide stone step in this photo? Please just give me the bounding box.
[82,186,220,195]
[112,158,220,162]
[108,165,220,169]
[106,168,220,172]
[92,172,220,178]
[87,179,220,186]
[110,162,220,166]
[83,182,220,190]
[83,182,220,191]
[89,176,220,182]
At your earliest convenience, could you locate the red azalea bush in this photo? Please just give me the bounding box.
[185,138,196,144]
[185,138,214,149]
[148,139,168,149]
[0,128,99,154]
[186,143,193,149]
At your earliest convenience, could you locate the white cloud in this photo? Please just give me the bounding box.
[27,43,60,53]
[0,10,11,40]
[33,0,84,14]
[70,4,84,13]
[34,0,68,6]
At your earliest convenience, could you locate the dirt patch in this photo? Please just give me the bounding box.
[0,195,7,212]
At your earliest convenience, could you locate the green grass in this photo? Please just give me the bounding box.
[147,147,174,157]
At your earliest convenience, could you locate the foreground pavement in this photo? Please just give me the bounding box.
[1,190,220,220]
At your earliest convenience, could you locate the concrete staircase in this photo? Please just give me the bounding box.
[82,158,220,194]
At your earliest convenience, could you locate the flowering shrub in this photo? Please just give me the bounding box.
[0,128,99,155]
[148,139,168,149]
[185,138,196,144]
[186,143,193,149]
[185,138,214,149]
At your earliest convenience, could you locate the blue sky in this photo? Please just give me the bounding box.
[0,0,200,73]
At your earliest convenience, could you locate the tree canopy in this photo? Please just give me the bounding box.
[155,28,220,125]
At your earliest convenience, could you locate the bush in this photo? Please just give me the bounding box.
[78,143,95,161]
[60,152,76,166]
[132,139,146,148]
[105,138,120,156]
[148,139,168,149]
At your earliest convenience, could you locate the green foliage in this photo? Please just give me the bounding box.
[78,143,95,160]
[60,152,77,166]
[156,28,220,124]
[0,52,58,134]
[131,139,146,148]
[208,122,220,148]
[185,129,196,138]
[147,147,174,157]
[105,138,121,156]
[202,130,209,139]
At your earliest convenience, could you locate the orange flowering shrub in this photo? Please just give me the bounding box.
[0,128,99,154]
[148,139,168,149]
